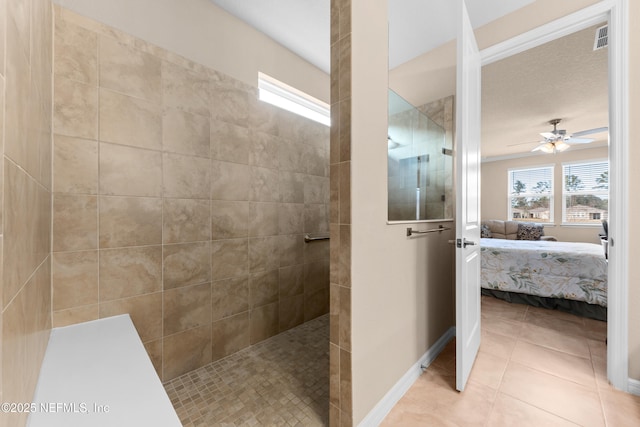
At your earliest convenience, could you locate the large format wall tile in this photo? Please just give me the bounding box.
[53,135,98,194]
[163,283,212,336]
[99,36,161,103]
[211,313,249,361]
[248,236,280,272]
[279,171,304,203]
[210,120,250,164]
[162,324,212,380]
[249,269,279,309]
[52,304,99,328]
[53,77,97,139]
[54,18,97,84]
[163,108,210,158]
[249,166,279,202]
[248,202,279,237]
[49,8,330,384]
[280,294,304,331]
[211,238,248,281]
[98,196,162,248]
[163,198,210,244]
[52,250,98,311]
[99,142,162,197]
[211,200,249,239]
[211,160,250,201]
[279,234,305,267]
[99,246,162,301]
[2,262,51,427]
[162,61,209,117]
[279,265,304,297]
[250,302,279,344]
[278,203,304,235]
[249,131,279,169]
[99,88,162,150]
[210,74,250,126]
[163,152,210,199]
[211,276,248,321]
[5,31,31,168]
[163,242,211,290]
[2,0,53,419]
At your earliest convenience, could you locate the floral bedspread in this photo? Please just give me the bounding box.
[480,238,608,307]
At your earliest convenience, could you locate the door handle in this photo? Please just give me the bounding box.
[450,238,477,248]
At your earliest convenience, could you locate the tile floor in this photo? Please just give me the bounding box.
[382,296,640,427]
[164,314,329,426]
[164,297,640,427]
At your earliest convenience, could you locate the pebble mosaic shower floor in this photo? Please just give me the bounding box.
[164,315,329,426]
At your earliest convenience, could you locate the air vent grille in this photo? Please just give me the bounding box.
[593,25,608,51]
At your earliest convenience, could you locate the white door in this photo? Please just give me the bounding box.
[455,0,482,392]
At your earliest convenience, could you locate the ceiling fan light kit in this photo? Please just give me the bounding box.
[530,118,605,154]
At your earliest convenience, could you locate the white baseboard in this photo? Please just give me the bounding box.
[628,378,640,396]
[357,326,456,427]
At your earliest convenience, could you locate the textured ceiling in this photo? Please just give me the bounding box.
[481,23,608,160]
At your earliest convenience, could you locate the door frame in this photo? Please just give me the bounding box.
[479,0,629,391]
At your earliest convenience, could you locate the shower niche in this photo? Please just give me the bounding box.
[387,89,454,222]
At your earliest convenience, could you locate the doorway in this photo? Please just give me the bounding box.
[474,1,628,391]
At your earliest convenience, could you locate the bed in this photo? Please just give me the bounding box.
[480,238,608,320]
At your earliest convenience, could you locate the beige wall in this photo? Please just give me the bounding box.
[481,146,608,244]
[349,0,455,423]
[51,7,329,382]
[627,0,640,380]
[52,0,330,103]
[0,0,53,426]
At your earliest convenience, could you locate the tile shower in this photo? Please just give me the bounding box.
[51,6,330,383]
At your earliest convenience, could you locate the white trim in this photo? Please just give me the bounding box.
[628,378,640,396]
[357,327,455,427]
[605,0,629,392]
[481,1,614,65]
[479,0,628,392]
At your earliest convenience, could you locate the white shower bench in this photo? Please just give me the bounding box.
[28,315,181,427]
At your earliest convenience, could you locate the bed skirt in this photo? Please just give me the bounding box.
[481,288,607,322]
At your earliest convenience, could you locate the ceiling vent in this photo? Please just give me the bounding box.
[593,25,608,51]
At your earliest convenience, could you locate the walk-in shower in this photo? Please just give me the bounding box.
[388,89,452,222]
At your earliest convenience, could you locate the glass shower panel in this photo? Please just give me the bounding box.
[388,89,448,221]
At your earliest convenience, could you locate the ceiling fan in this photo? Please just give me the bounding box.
[531,119,608,154]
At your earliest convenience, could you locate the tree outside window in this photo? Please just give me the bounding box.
[508,167,554,223]
[562,161,609,224]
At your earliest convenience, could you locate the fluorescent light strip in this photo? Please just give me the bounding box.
[258,72,330,126]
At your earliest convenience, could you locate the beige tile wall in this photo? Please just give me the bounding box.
[1,0,53,426]
[51,6,330,382]
[330,0,353,425]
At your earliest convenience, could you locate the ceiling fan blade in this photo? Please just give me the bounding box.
[572,126,608,137]
[531,145,544,152]
[507,140,541,147]
[540,132,555,139]
[565,137,595,144]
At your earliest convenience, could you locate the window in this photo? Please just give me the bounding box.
[257,72,330,126]
[508,166,554,223]
[562,160,609,225]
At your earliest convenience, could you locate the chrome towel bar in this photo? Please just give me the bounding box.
[304,234,330,243]
[406,225,451,237]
